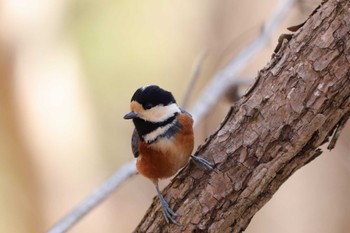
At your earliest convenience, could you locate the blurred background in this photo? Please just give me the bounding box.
[0,0,349,232]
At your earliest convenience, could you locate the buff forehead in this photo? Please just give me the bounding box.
[130,101,143,112]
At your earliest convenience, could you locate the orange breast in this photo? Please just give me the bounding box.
[136,113,194,183]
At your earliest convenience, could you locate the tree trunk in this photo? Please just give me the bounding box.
[134,0,350,232]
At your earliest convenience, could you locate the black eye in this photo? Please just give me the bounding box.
[143,103,153,109]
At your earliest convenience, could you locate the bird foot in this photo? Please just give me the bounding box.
[191,155,216,171]
[156,184,181,225]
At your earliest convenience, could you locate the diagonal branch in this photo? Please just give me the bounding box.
[47,160,137,233]
[134,0,350,232]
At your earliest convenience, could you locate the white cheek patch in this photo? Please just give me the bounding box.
[141,103,180,122]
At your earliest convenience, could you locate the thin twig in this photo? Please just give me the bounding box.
[181,50,208,109]
[46,160,137,233]
[190,0,296,126]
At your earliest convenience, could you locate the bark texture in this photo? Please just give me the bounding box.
[135,0,350,232]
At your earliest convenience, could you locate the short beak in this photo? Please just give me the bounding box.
[123,111,138,120]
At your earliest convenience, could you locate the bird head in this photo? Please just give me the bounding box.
[124,85,180,122]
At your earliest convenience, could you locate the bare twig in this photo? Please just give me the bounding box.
[47,160,137,233]
[181,51,208,109]
[190,0,296,126]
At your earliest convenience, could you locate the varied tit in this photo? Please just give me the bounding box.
[124,85,213,225]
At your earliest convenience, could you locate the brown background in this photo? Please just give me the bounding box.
[0,0,349,232]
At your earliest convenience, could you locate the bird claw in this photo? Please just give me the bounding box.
[191,155,216,171]
[156,184,182,225]
[159,198,181,225]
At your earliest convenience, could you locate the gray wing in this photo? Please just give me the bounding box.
[180,108,193,118]
[131,128,140,158]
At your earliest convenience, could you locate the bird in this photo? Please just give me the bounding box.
[123,85,213,224]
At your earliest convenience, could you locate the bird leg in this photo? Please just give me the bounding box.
[191,155,215,170]
[155,184,181,225]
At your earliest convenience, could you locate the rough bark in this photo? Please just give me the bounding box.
[134,0,350,232]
